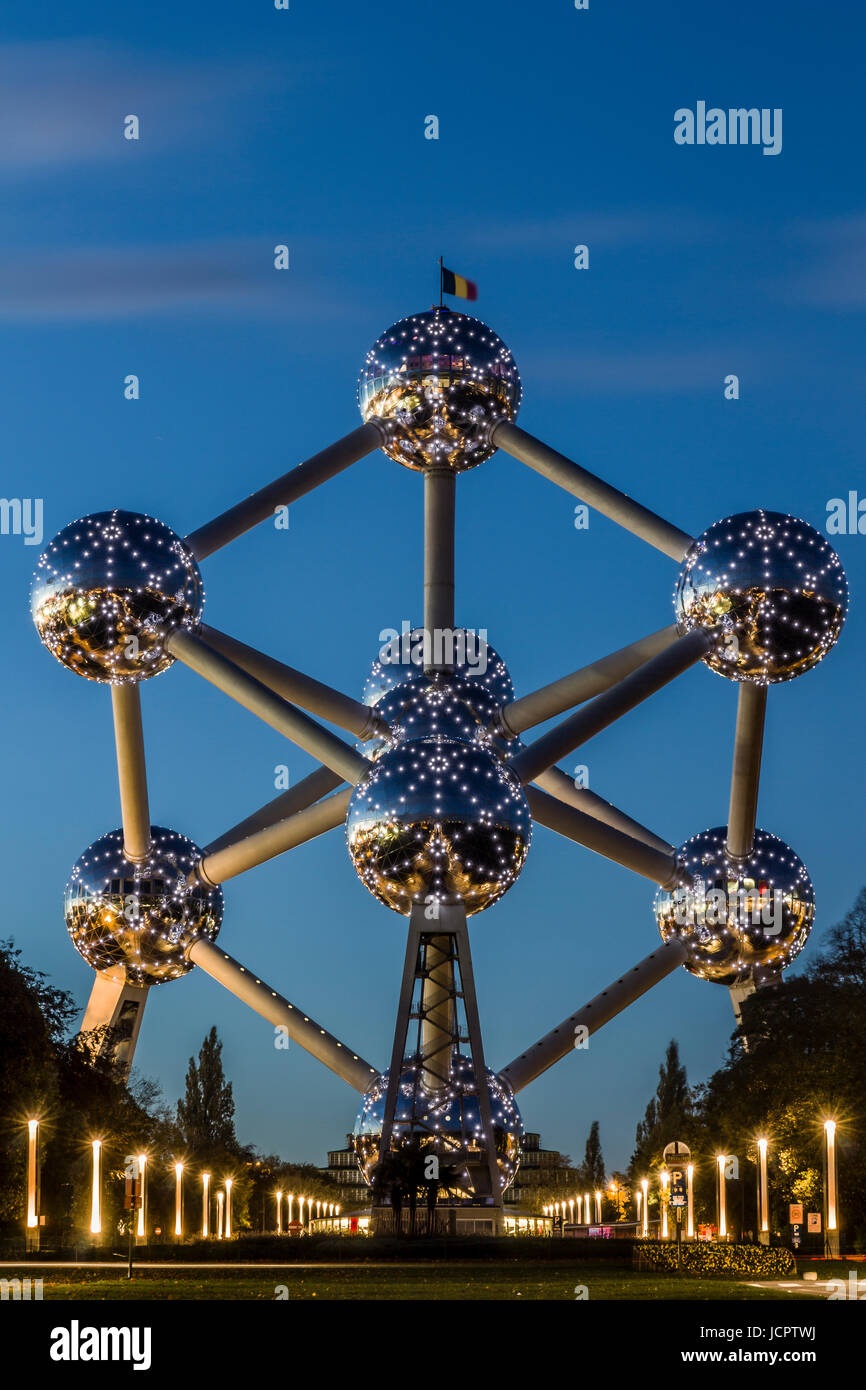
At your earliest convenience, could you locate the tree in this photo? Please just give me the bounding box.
[176,1027,237,1154]
[581,1121,605,1188]
[631,1039,692,1175]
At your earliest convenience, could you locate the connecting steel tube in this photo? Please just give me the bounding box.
[513,628,715,786]
[499,939,689,1092]
[198,624,388,742]
[423,468,456,672]
[191,787,352,887]
[527,785,682,889]
[188,939,377,1092]
[110,685,151,862]
[184,420,384,561]
[726,683,768,859]
[165,628,369,786]
[202,764,345,858]
[491,421,695,562]
[497,625,679,737]
[532,766,674,856]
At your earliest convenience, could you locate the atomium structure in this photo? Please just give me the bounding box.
[33,301,848,1225]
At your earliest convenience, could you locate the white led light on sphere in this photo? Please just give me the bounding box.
[353,1055,524,1193]
[31,509,203,684]
[358,308,521,471]
[653,827,815,986]
[674,509,847,683]
[64,827,224,986]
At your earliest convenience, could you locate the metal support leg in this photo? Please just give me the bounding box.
[80,970,150,1080]
[726,683,767,860]
[110,685,151,863]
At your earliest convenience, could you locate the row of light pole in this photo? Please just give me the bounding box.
[538,1123,840,1247]
[274,1191,341,1234]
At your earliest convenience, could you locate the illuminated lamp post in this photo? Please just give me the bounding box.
[641,1178,649,1238]
[287,1192,294,1228]
[824,1120,840,1258]
[717,1155,727,1240]
[174,1163,184,1239]
[660,1169,669,1239]
[686,1163,694,1239]
[756,1140,769,1245]
[136,1154,147,1240]
[216,1190,224,1239]
[26,1120,40,1249]
[275,1190,283,1235]
[90,1140,102,1237]
[225,1178,233,1239]
[202,1172,211,1238]
[585,1192,592,1228]
[594,1190,602,1223]
[569,1198,575,1225]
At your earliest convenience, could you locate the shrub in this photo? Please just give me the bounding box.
[633,1242,795,1278]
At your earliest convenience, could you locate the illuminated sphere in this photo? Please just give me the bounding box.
[64,826,223,986]
[362,627,513,710]
[674,510,847,683]
[653,826,814,986]
[352,1054,523,1195]
[346,734,531,916]
[31,509,203,684]
[357,307,521,471]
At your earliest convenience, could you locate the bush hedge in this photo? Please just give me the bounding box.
[633,1241,795,1278]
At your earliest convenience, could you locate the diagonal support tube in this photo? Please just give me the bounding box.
[191,787,351,886]
[110,685,151,862]
[532,765,674,856]
[492,421,694,561]
[512,628,714,785]
[188,938,377,1092]
[184,420,384,561]
[499,939,688,1092]
[198,624,388,742]
[164,628,369,786]
[424,468,456,672]
[726,683,767,860]
[202,764,344,858]
[497,625,679,737]
[527,785,682,888]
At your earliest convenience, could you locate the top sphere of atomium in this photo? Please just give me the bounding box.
[64,826,223,986]
[31,509,203,684]
[674,510,847,683]
[653,826,814,986]
[362,627,514,711]
[357,307,521,471]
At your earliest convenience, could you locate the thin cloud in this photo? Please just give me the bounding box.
[783,213,866,309]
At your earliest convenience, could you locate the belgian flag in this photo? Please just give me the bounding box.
[440,264,478,301]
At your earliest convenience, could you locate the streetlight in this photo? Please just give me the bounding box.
[717,1155,727,1240]
[287,1193,294,1228]
[585,1192,591,1228]
[756,1140,769,1245]
[298,1195,305,1231]
[641,1178,649,1238]
[174,1163,184,1239]
[90,1140,102,1236]
[136,1154,147,1240]
[202,1172,211,1238]
[216,1190,224,1240]
[569,1197,575,1226]
[225,1178,233,1240]
[686,1163,694,1239]
[660,1169,669,1240]
[824,1120,840,1258]
[594,1190,602,1223]
[26,1119,40,1247]
[276,1189,283,1235]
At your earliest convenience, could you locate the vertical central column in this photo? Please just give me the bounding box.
[423,468,455,673]
[420,935,455,1092]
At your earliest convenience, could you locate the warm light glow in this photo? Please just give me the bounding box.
[225,1178,233,1239]
[136,1155,147,1239]
[90,1140,102,1235]
[26,1120,39,1229]
[686,1163,695,1238]
[641,1178,648,1238]
[276,1189,283,1235]
[756,1140,769,1235]
[717,1155,727,1239]
[824,1120,838,1230]
[174,1163,184,1238]
[202,1172,211,1238]
[216,1190,224,1240]
[660,1169,670,1240]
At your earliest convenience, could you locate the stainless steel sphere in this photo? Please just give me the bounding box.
[358,308,520,471]
[362,628,513,709]
[64,826,223,986]
[674,510,847,683]
[353,1054,524,1196]
[31,510,203,684]
[653,826,814,986]
[346,734,530,916]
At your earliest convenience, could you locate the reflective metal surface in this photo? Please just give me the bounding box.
[32,510,203,683]
[353,1053,524,1195]
[653,826,814,986]
[675,510,847,683]
[346,732,531,915]
[358,308,521,471]
[65,826,223,985]
[363,628,513,710]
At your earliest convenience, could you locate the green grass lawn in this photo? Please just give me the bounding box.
[6,1262,830,1300]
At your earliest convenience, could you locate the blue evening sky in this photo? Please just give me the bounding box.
[2,0,864,1172]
